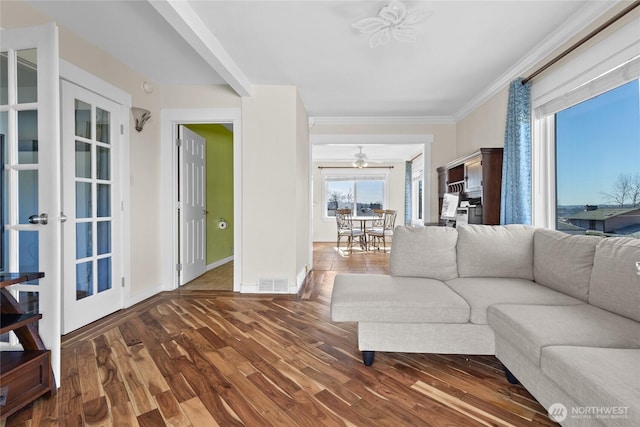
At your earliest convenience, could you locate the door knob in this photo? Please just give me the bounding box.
[28,213,48,225]
[59,213,68,223]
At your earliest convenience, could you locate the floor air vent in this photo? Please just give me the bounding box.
[257,278,289,293]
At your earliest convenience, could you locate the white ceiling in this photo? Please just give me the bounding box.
[25,0,616,161]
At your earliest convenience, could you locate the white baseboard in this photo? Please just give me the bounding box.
[207,256,234,271]
[296,267,309,290]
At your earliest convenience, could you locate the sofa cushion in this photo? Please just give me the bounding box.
[331,274,469,323]
[487,304,640,366]
[456,224,535,280]
[446,277,584,324]
[541,346,640,427]
[533,228,600,301]
[589,237,640,322]
[389,226,458,281]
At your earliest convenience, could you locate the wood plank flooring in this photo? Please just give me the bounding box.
[181,262,234,291]
[3,243,558,426]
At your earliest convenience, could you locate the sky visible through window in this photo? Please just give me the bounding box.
[326,178,384,216]
[556,79,640,207]
[327,180,383,205]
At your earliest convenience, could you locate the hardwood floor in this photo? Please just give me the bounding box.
[4,243,557,426]
[181,262,234,291]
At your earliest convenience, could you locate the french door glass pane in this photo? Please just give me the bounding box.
[76,182,92,218]
[97,221,111,255]
[16,49,37,104]
[75,141,91,178]
[0,51,7,105]
[19,291,39,315]
[0,111,6,137]
[97,257,111,293]
[97,184,110,217]
[17,110,38,164]
[18,170,38,224]
[75,99,91,139]
[76,222,93,259]
[18,230,38,272]
[97,146,110,180]
[76,261,93,300]
[96,108,110,144]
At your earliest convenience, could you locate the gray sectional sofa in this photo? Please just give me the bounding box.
[331,224,640,426]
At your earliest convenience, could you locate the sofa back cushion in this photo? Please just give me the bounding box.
[589,237,640,322]
[457,224,535,279]
[389,226,459,280]
[533,228,600,301]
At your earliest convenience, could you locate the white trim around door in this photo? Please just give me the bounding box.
[160,108,242,292]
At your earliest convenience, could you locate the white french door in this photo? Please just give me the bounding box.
[0,24,62,383]
[61,81,122,333]
[179,125,206,284]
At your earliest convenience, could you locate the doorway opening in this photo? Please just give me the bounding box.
[160,107,242,293]
[178,123,234,291]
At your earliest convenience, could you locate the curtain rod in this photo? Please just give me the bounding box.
[317,166,394,169]
[522,1,639,84]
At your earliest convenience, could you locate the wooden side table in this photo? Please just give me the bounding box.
[0,272,55,420]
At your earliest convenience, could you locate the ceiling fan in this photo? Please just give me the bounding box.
[353,146,369,168]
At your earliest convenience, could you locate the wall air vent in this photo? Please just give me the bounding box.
[257,278,289,293]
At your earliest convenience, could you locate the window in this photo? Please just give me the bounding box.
[323,169,389,217]
[555,79,640,236]
[531,12,639,236]
[412,159,423,223]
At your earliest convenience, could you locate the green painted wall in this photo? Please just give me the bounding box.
[185,124,234,265]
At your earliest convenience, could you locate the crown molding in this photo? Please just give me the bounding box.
[309,116,455,128]
[310,134,434,145]
[453,1,619,123]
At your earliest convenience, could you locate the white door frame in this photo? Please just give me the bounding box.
[60,60,131,309]
[160,109,242,292]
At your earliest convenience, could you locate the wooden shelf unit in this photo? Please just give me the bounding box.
[437,148,504,225]
[0,272,55,420]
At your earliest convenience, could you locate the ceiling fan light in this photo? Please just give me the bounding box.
[352,0,431,48]
[353,158,368,168]
[353,146,368,168]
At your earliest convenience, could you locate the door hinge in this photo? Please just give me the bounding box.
[121,124,124,135]
[121,277,125,288]
[176,138,183,147]
[176,201,183,210]
[176,263,183,272]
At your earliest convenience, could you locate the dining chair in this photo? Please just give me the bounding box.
[366,209,397,252]
[336,209,366,253]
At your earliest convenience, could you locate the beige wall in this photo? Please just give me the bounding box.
[241,86,310,290]
[456,87,508,157]
[162,85,241,109]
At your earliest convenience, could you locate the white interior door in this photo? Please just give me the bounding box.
[61,80,122,333]
[0,23,62,384]
[179,125,206,284]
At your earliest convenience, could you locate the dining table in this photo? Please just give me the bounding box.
[352,216,382,251]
